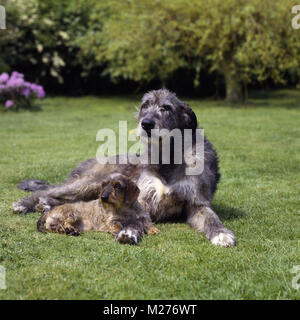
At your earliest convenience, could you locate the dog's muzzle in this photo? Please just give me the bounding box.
[141,118,155,136]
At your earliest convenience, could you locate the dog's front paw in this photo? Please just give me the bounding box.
[12,201,30,214]
[210,228,236,247]
[115,228,141,245]
[65,227,80,237]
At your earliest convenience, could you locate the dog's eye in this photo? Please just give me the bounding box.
[114,183,122,190]
[141,103,148,110]
[160,105,172,112]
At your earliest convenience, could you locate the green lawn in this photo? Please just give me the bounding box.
[0,90,299,299]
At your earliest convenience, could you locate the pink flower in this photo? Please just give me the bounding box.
[11,71,24,79]
[30,83,45,98]
[0,72,45,110]
[0,73,9,84]
[5,100,14,108]
[7,77,24,88]
[23,81,31,88]
[21,88,31,97]
[36,85,45,98]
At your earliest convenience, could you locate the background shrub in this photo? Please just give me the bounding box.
[1,0,300,100]
[0,71,45,110]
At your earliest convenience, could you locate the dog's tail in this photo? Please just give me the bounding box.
[37,213,48,233]
[18,179,50,192]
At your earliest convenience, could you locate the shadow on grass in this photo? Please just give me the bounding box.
[159,203,245,224]
[17,103,43,112]
[188,89,300,109]
[0,104,42,114]
[246,89,300,109]
[28,103,42,112]
[2,103,43,113]
[212,203,245,221]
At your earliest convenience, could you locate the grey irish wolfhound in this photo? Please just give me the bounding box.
[13,89,235,247]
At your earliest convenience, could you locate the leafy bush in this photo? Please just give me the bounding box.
[0,71,45,110]
[77,0,300,101]
[1,0,300,100]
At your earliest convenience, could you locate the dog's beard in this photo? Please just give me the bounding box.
[101,201,115,211]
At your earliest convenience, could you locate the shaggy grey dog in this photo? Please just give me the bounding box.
[13,89,235,247]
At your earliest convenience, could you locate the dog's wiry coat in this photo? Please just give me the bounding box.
[14,89,235,247]
[37,174,159,244]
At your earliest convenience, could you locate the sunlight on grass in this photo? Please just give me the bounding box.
[0,90,299,299]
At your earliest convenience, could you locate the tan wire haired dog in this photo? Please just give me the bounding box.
[36,174,159,244]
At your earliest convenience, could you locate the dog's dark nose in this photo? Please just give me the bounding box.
[141,118,155,133]
[101,194,109,202]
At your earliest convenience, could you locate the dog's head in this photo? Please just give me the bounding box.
[99,174,140,210]
[137,89,198,143]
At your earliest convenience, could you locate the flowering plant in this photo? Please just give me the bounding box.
[0,72,45,110]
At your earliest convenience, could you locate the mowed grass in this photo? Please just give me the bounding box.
[0,90,299,300]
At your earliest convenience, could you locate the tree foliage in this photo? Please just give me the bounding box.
[1,0,300,100]
[181,0,300,101]
[77,0,187,85]
[78,0,300,101]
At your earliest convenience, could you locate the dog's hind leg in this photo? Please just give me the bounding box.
[48,218,80,236]
[63,219,81,236]
[18,179,50,192]
[13,178,101,214]
[39,210,81,236]
[13,189,69,214]
[18,159,98,192]
[187,205,236,247]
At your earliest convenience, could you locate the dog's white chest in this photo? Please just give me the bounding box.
[137,172,183,221]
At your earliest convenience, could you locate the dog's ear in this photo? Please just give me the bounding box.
[125,180,140,206]
[180,102,198,132]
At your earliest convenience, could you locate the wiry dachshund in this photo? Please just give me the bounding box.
[36,174,159,244]
[14,89,235,247]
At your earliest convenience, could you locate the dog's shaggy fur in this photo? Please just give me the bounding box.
[37,174,159,244]
[13,89,235,247]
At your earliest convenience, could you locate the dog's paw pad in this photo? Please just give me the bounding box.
[115,229,140,245]
[12,202,28,214]
[211,230,236,247]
